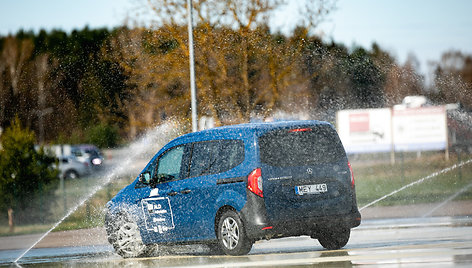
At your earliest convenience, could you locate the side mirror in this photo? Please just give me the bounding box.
[139,172,152,185]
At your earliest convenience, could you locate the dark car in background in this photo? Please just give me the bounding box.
[105,120,361,257]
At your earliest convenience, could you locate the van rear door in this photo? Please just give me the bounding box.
[258,125,354,223]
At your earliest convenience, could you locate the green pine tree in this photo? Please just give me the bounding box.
[0,117,59,232]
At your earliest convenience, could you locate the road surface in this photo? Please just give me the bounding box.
[2,215,472,267]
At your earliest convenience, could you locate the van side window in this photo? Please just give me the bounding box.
[189,140,244,177]
[71,149,82,157]
[219,140,244,172]
[156,145,184,181]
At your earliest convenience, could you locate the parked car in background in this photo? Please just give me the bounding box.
[46,144,104,167]
[71,144,104,167]
[105,120,361,258]
[57,155,91,179]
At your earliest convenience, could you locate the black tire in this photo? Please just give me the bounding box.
[105,212,157,258]
[206,242,224,255]
[318,228,350,250]
[217,210,253,256]
[64,170,79,179]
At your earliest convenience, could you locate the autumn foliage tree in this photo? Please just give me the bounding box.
[1,1,460,144]
[108,0,340,136]
[432,51,472,110]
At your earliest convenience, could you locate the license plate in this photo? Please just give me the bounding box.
[295,183,328,195]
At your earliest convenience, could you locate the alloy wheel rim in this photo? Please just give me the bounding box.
[221,217,239,250]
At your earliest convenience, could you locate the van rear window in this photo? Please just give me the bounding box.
[259,125,345,167]
[188,140,244,177]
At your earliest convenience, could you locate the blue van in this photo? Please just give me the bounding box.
[105,121,361,257]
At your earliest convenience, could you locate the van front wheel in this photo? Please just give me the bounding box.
[217,210,253,255]
[106,213,157,258]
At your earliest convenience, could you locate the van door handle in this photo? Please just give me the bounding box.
[168,191,178,196]
[180,189,191,194]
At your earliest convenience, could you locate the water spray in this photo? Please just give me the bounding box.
[14,122,179,264]
[422,180,472,217]
[14,163,129,263]
[359,158,472,211]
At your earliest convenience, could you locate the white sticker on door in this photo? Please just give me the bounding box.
[141,197,175,233]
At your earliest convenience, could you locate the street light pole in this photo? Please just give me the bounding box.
[187,0,198,132]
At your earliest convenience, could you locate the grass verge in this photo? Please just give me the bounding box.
[353,153,472,207]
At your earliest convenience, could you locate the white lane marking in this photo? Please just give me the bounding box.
[103,241,472,268]
[422,180,472,217]
[360,158,472,211]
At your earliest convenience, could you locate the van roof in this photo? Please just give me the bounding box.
[155,120,335,164]
[174,120,332,142]
[208,120,330,132]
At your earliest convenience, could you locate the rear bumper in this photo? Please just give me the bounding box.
[241,192,361,241]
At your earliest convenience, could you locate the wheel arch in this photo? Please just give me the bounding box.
[105,203,141,227]
[214,205,237,238]
[64,169,79,179]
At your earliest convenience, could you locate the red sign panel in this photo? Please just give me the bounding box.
[349,113,370,133]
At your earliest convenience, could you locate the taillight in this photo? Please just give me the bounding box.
[288,128,312,133]
[348,162,355,188]
[248,168,263,197]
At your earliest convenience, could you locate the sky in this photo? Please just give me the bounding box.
[315,0,472,75]
[1,0,471,77]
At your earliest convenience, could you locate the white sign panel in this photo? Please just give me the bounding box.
[392,107,447,151]
[336,108,392,153]
[336,106,448,154]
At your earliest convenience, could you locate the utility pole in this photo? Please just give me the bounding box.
[187,0,198,132]
[36,55,52,144]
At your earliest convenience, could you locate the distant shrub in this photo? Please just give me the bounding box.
[0,117,59,227]
[86,123,119,148]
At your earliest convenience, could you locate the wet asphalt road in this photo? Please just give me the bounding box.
[2,216,472,267]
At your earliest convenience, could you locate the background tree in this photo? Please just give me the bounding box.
[0,28,129,144]
[432,50,472,110]
[380,52,424,107]
[2,7,467,145]
[344,47,385,108]
[0,35,34,129]
[0,117,58,231]
[118,0,338,128]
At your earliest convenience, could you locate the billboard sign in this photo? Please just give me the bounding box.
[392,106,447,152]
[336,108,392,154]
[336,106,447,154]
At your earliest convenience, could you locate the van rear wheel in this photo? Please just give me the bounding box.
[217,210,253,255]
[317,228,350,250]
[206,242,224,255]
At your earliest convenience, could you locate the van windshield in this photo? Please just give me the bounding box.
[259,125,346,167]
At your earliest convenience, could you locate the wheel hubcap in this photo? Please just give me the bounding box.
[221,217,239,250]
[116,221,145,255]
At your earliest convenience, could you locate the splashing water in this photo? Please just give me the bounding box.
[359,158,472,212]
[422,180,472,217]
[14,121,180,264]
[449,109,472,130]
